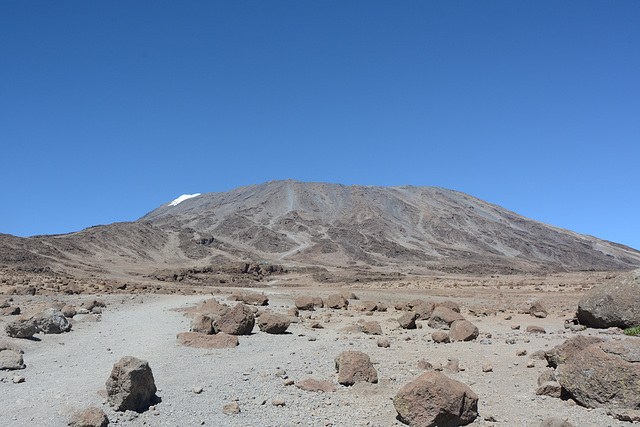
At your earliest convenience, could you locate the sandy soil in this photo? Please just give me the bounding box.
[0,282,636,426]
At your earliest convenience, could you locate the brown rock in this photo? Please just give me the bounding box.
[540,417,574,427]
[257,313,291,334]
[526,325,546,334]
[297,378,337,393]
[536,381,562,398]
[177,332,239,349]
[213,304,255,335]
[529,300,548,318]
[448,320,479,341]
[377,337,391,348]
[417,359,433,370]
[312,297,324,308]
[362,321,383,335]
[222,401,241,415]
[545,336,604,368]
[326,294,349,309]
[557,339,640,410]
[431,331,450,343]
[362,301,378,312]
[414,301,437,320]
[428,306,464,330]
[398,311,418,329]
[61,305,77,318]
[106,356,157,412]
[0,340,23,354]
[393,371,478,427]
[241,293,269,306]
[1,306,20,316]
[67,407,109,427]
[334,351,378,386]
[439,300,461,313]
[537,368,556,386]
[340,291,358,300]
[444,358,460,373]
[295,297,315,311]
[191,313,214,335]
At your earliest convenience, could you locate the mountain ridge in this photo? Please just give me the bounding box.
[1,180,638,278]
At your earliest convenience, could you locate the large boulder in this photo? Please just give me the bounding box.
[398,311,418,329]
[257,313,291,334]
[213,304,255,335]
[544,336,604,368]
[33,308,72,334]
[334,351,378,386]
[428,306,464,330]
[393,371,478,427]
[191,313,214,335]
[5,318,38,338]
[177,332,239,349]
[106,356,157,412]
[448,320,479,341]
[577,269,640,328]
[557,339,640,410]
[413,301,437,320]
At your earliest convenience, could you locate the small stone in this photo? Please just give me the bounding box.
[377,337,391,348]
[222,401,241,415]
[482,364,493,372]
[193,386,203,394]
[516,349,527,356]
[272,398,286,407]
[13,375,25,383]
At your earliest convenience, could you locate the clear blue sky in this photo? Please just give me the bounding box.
[1,1,639,250]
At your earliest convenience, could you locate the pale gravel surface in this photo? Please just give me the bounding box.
[0,289,636,427]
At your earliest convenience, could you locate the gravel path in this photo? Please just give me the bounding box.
[1,291,636,426]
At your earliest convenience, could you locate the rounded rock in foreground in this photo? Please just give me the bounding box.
[67,407,109,427]
[106,356,157,412]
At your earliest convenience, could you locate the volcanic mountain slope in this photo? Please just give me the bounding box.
[1,180,639,277]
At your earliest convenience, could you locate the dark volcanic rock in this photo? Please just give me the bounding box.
[577,269,640,328]
[393,371,478,427]
[5,318,38,338]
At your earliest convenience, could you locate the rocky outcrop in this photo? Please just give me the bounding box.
[557,339,640,410]
[106,356,157,412]
[393,371,478,427]
[334,351,378,386]
[577,269,640,328]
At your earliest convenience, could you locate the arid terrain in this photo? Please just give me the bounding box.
[1,181,640,426]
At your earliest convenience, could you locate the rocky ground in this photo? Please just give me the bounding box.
[0,271,638,426]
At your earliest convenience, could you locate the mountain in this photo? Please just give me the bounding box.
[1,180,639,277]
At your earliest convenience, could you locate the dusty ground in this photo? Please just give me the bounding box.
[0,271,637,426]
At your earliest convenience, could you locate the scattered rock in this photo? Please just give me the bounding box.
[448,320,479,341]
[577,269,640,328]
[537,368,556,386]
[191,313,214,335]
[398,311,418,329]
[213,303,255,335]
[222,401,241,415]
[297,378,337,393]
[5,318,38,338]
[413,301,437,320]
[540,417,574,427]
[428,306,464,330]
[544,336,604,368]
[326,294,349,310]
[67,407,109,427]
[0,349,25,370]
[340,291,358,300]
[362,301,378,312]
[362,321,383,335]
[12,375,25,383]
[377,337,391,348]
[272,398,286,407]
[61,305,77,318]
[106,356,158,412]
[294,297,315,311]
[431,331,450,343]
[417,359,433,371]
[241,293,269,306]
[257,313,291,334]
[33,308,72,334]
[529,301,548,318]
[536,381,562,398]
[334,351,378,386]
[439,300,461,313]
[177,332,239,349]
[444,358,459,373]
[482,364,493,373]
[557,339,640,410]
[393,371,478,427]
[526,325,546,334]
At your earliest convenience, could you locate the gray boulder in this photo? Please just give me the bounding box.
[577,269,640,328]
[5,318,38,338]
[0,349,25,370]
[34,308,72,334]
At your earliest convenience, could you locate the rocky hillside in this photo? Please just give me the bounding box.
[1,180,639,277]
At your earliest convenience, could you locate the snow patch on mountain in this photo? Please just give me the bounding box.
[169,193,201,207]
